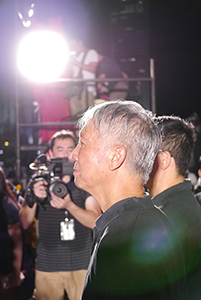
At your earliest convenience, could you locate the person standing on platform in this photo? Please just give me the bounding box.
[64,33,99,119]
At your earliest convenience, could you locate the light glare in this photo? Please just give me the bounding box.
[22,20,31,27]
[28,8,34,18]
[17,31,68,82]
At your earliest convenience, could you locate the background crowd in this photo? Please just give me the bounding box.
[1,99,201,300]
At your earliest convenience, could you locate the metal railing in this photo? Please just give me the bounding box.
[15,58,155,181]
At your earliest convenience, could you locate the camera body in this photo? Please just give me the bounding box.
[26,155,74,207]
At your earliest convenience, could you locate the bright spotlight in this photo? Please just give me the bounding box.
[28,8,34,18]
[17,31,69,82]
[23,20,31,27]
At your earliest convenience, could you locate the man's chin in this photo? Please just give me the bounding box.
[74,177,90,194]
[74,176,84,189]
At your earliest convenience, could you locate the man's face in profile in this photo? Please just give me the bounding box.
[72,120,108,194]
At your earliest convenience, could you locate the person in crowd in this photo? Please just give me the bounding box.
[0,167,23,300]
[187,112,201,174]
[96,53,128,101]
[20,130,102,300]
[71,100,188,300]
[186,169,197,188]
[64,33,99,119]
[146,115,201,300]
[192,158,201,205]
[193,158,201,194]
[31,17,72,143]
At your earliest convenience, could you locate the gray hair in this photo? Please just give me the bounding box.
[78,100,161,183]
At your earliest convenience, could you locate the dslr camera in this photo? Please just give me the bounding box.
[25,154,74,207]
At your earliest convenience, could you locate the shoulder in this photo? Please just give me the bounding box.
[85,195,100,211]
[2,196,18,210]
[2,196,20,224]
[85,49,99,62]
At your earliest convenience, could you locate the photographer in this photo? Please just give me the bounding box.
[20,130,101,300]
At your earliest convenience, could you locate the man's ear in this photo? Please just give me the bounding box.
[158,151,172,170]
[108,146,127,171]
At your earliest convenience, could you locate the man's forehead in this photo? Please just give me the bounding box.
[54,137,75,147]
[80,120,95,139]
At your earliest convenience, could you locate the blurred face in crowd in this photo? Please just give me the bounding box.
[69,38,83,55]
[51,137,75,162]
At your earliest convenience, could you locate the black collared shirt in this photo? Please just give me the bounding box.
[83,195,188,300]
[153,180,201,299]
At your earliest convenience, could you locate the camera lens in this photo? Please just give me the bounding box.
[49,181,68,198]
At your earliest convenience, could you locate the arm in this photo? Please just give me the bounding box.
[20,203,37,230]
[50,193,102,229]
[20,180,47,229]
[80,61,98,74]
[70,57,98,74]
[7,222,23,288]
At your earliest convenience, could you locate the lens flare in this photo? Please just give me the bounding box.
[17,31,68,82]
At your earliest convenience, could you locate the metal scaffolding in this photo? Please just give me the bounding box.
[15,58,156,181]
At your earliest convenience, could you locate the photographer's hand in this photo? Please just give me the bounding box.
[33,180,48,198]
[62,175,71,184]
[50,193,101,229]
[50,192,72,210]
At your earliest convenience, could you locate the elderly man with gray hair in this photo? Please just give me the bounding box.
[72,100,188,300]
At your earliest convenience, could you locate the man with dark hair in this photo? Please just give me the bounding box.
[71,101,188,300]
[48,129,77,157]
[146,115,201,299]
[20,129,101,300]
[193,158,201,205]
[193,158,201,194]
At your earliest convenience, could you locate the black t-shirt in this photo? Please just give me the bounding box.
[96,56,123,91]
[24,180,93,272]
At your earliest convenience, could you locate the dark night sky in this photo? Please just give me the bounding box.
[89,0,201,119]
[149,0,201,119]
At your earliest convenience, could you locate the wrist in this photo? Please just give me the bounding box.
[66,199,74,211]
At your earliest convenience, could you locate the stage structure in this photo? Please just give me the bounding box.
[15,59,156,182]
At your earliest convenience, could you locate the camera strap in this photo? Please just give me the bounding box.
[61,184,76,241]
[63,180,73,217]
[67,180,72,191]
[64,210,68,219]
[66,180,73,201]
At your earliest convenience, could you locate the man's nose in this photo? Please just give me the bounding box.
[71,145,78,161]
[63,151,69,158]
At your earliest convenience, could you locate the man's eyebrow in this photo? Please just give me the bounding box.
[56,145,74,149]
[79,136,86,142]
[80,130,86,139]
